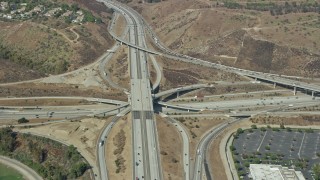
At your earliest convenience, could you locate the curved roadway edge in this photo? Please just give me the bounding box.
[106,0,320,95]
[97,106,131,180]
[0,155,43,180]
[103,1,164,180]
[0,96,127,105]
[99,12,130,92]
[203,118,251,180]
[16,131,97,180]
[149,54,161,91]
[193,118,243,180]
[223,134,239,180]
[160,113,190,180]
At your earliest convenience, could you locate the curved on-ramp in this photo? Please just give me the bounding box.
[0,156,43,180]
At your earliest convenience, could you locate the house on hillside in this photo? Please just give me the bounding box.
[44,7,62,17]
[62,10,72,17]
[76,10,83,16]
[32,5,44,14]
[17,6,26,13]
[72,14,84,23]
[0,2,8,10]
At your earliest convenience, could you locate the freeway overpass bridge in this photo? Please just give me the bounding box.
[243,72,320,97]
[157,101,203,112]
[153,84,211,100]
[108,28,162,56]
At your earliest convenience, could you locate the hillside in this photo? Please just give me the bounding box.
[129,0,320,77]
[0,0,114,83]
[0,127,91,179]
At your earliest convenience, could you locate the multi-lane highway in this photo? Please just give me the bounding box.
[98,1,163,180]
[100,0,320,97]
[1,0,319,179]
[95,1,320,180]
[172,95,319,110]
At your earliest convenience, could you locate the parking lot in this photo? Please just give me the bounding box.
[232,128,320,179]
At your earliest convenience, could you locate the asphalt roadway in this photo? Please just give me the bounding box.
[99,1,163,180]
[98,107,131,180]
[162,113,190,180]
[0,156,43,180]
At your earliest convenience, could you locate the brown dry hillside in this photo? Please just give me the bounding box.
[0,0,114,83]
[129,0,320,77]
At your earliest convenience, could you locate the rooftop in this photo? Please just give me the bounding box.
[249,164,305,180]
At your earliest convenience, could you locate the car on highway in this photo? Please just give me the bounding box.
[99,140,104,147]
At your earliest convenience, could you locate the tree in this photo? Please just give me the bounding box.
[71,4,79,12]
[69,162,89,178]
[18,117,29,124]
[313,164,320,180]
[237,128,244,134]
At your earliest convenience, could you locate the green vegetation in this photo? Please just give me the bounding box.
[313,164,320,180]
[222,1,320,16]
[0,26,71,74]
[0,0,103,24]
[0,162,24,180]
[306,128,314,133]
[231,128,320,179]
[17,117,29,124]
[0,127,89,179]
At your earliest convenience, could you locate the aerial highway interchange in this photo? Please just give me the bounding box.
[0,0,320,180]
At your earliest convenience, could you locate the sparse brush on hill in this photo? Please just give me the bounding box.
[0,127,90,179]
[0,0,114,82]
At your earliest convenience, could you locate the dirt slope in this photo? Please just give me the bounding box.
[130,0,320,77]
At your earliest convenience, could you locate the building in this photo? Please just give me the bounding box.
[249,164,305,180]
[44,7,61,17]
[0,2,8,10]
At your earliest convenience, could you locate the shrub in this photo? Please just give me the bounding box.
[251,124,257,129]
[18,117,29,124]
[265,146,271,150]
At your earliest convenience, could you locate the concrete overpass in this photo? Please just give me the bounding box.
[108,28,162,56]
[92,103,130,117]
[243,72,320,97]
[153,84,211,100]
[157,101,203,112]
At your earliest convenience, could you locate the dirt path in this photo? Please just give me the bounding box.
[0,155,43,180]
[69,27,80,42]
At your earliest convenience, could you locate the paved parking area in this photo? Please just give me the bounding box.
[232,128,320,179]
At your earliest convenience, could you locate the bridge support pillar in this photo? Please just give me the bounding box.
[177,91,179,98]
[273,82,276,88]
[293,86,297,95]
[188,109,190,112]
[255,77,257,81]
[312,91,314,98]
